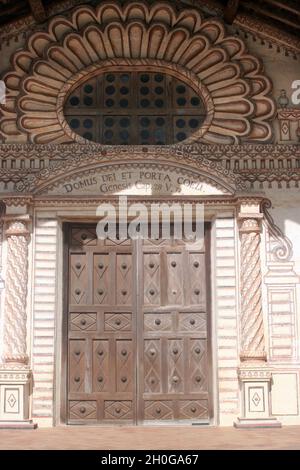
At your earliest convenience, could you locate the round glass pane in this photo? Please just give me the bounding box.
[70,118,80,129]
[69,96,79,106]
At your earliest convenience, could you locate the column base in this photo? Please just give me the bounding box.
[0,420,37,429]
[234,417,281,429]
[0,364,36,428]
[236,364,281,428]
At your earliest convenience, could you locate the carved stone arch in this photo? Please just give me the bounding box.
[0,1,275,145]
[15,145,248,196]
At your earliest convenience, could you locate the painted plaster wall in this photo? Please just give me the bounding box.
[262,189,300,423]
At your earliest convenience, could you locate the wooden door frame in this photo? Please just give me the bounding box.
[61,220,213,425]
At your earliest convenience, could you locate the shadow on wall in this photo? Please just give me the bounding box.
[268,202,300,262]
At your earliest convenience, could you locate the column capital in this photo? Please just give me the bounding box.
[3,215,31,237]
[238,215,263,234]
[237,196,264,220]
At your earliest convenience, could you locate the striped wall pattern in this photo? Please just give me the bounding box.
[214,217,239,419]
[31,215,58,424]
[268,287,297,361]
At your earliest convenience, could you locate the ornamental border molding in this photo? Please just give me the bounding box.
[1,197,33,207]
[14,146,247,194]
[238,368,272,380]
[1,193,266,209]
[0,143,299,161]
[2,144,300,188]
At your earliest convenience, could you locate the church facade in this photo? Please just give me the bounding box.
[0,0,300,428]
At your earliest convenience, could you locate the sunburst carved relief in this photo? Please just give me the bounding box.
[0,2,275,145]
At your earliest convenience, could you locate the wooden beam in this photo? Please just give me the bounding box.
[0,1,27,16]
[261,0,300,17]
[243,1,300,30]
[224,0,240,24]
[28,0,46,22]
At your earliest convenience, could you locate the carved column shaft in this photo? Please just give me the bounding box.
[2,218,30,364]
[236,201,281,427]
[239,216,266,361]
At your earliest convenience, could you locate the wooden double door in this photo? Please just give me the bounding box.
[65,223,212,424]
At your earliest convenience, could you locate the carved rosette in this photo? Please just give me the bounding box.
[2,219,30,364]
[239,217,266,361]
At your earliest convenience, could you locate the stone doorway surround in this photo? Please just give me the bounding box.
[0,0,299,431]
[0,146,281,428]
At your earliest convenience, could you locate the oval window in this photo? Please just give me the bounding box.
[64,71,207,145]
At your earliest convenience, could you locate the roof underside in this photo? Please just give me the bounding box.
[0,0,299,41]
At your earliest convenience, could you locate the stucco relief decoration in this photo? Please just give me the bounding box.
[0,2,275,145]
[239,217,266,361]
[14,145,247,194]
[2,219,30,364]
[262,199,293,262]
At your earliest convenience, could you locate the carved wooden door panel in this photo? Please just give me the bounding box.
[137,229,211,423]
[66,223,211,424]
[67,225,136,424]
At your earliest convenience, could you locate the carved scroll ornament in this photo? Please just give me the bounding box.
[262,199,293,262]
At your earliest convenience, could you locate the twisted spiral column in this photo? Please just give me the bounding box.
[239,217,266,361]
[2,218,30,364]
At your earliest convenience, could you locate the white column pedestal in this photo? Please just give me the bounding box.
[234,365,281,428]
[0,365,37,429]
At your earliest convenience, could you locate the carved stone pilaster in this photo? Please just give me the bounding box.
[235,203,281,428]
[2,217,30,365]
[0,202,5,290]
[239,215,266,362]
[0,213,36,428]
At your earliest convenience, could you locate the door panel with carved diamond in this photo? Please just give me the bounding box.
[67,225,136,424]
[66,223,211,424]
[138,231,211,423]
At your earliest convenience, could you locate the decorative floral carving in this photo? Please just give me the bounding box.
[2,219,30,364]
[239,217,266,361]
[0,2,275,145]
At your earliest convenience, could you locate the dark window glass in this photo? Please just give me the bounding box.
[65,71,206,144]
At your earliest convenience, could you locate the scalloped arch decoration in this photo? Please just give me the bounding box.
[0,1,275,145]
